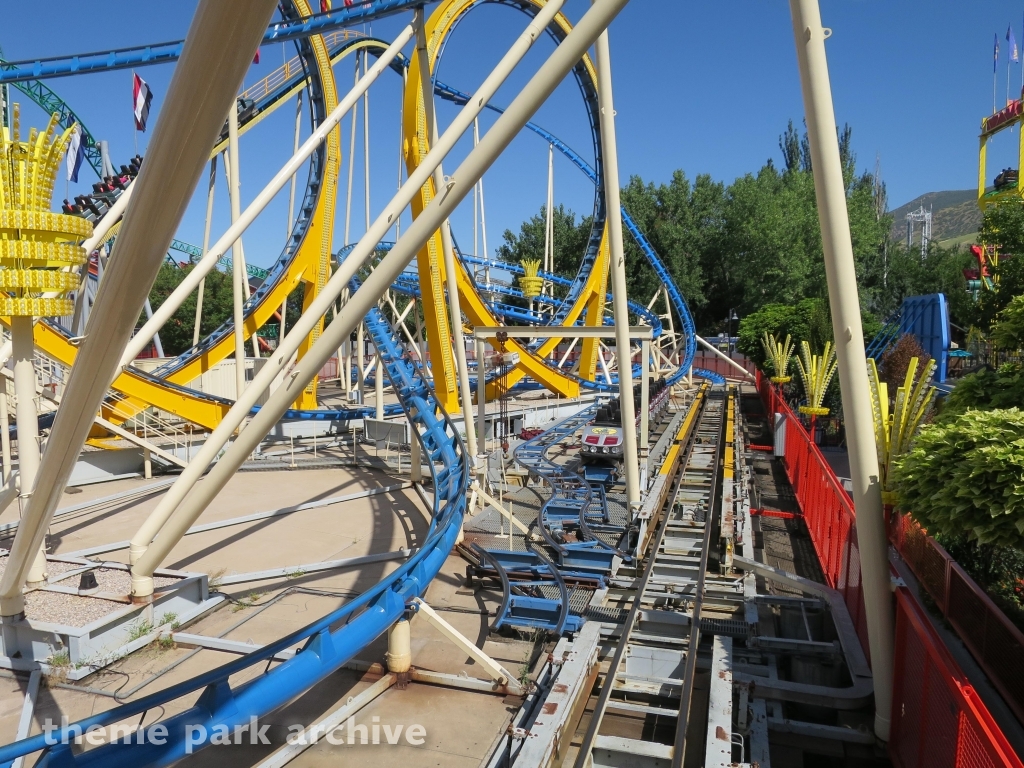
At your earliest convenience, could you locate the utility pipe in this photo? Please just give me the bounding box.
[0,0,278,617]
[129,0,632,596]
[119,29,412,368]
[12,318,46,585]
[789,0,893,741]
[126,6,562,573]
[193,157,217,347]
[594,11,640,508]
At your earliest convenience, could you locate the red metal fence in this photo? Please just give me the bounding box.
[890,514,1024,726]
[891,588,1024,768]
[756,370,870,653]
[755,370,1023,767]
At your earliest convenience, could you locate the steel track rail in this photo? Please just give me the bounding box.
[571,389,721,767]
[671,395,727,768]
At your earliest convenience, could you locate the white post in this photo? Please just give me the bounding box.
[375,355,385,421]
[194,156,217,347]
[228,101,246,401]
[790,0,893,741]
[287,90,302,238]
[356,322,365,403]
[476,339,487,464]
[414,10,479,465]
[0,378,11,483]
[640,337,650,488]
[12,318,46,585]
[545,141,554,289]
[593,10,640,509]
[283,90,302,344]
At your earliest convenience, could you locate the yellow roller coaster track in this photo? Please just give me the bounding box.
[404,0,610,407]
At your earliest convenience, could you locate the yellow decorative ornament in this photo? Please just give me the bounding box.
[866,356,936,505]
[0,105,90,317]
[761,331,794,384]
[518,259,543,299]
[795,340,837,417]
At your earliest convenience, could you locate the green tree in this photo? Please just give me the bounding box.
[977,201,1024,328]
[495,204,593,285]
[146,263,238,357]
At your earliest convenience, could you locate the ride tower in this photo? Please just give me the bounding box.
[975,94,1024,289]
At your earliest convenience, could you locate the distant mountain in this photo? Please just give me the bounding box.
[888,189,981,245]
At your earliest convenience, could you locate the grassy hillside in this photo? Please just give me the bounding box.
[889,189,980,244]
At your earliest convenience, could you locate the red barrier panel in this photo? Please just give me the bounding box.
[890,514,1024,726]
[756,370,870,654]
[755,370,1022,766]
[891,588,1024,768]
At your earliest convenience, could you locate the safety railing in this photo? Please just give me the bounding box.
[240,29,366,104]
[891,588,1024,768]
[755,369,870,654]
[756,369,1023,766]
[890,513,1024,725]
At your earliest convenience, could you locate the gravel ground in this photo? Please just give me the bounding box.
[0,555,179,627]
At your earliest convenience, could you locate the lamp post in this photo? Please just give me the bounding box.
[727,309,738,355]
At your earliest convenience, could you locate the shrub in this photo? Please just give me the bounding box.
[892,408,1024,548]
[938,363,1024,423]
[879,333,930,396]
[991,294,1024,351]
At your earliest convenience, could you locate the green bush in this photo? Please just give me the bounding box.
[892,408,1024,548]
[938,363,1024,423]
[991,294,1024,351]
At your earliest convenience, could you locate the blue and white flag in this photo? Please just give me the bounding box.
[66,122,85,183]
[1008,25,1019,62]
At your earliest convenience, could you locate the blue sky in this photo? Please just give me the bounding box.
[2,1,1023,270]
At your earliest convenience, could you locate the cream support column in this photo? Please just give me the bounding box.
[13,318,46,585]
[476,339,487,461]
[593,13,640,508]
[283,90,303,341]
[375,356,385,420]
[128,0,633,597]
[228,102,246,400]
[194,157,217,347]
[0,0,278,617]
[0,378,11,483]
[356,322,365,402]
[790,0,893,740]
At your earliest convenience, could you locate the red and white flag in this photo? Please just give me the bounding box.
[133,72,153,132]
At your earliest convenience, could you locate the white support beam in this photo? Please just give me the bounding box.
[411,597,523,695]
[216,549,411,586]
[10,669,40,768]
[255,673,396,768]
[695,334,755,381]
